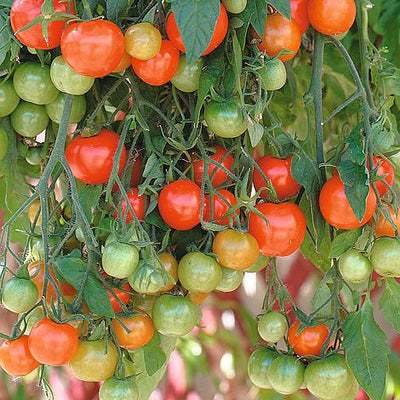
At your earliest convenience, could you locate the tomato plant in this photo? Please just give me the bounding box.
[11,101,49,138]
[374,203,400,236]
[258,311,288,343]
[0,80,20,117]
[125,22,162,60]
[108,283,131,313]
[370,237,400,277]
[2,277,38,313]
[247,348,278,389]
[203,189,239,225]
[171,55,204,93]
[102,241,139,279]
[113,188,146,222]
[338,248,372,284]
[46,93,86,124]
[99,377,138,400]
[291,0,309,34]
[215,266,243,292]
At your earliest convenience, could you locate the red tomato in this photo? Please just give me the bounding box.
[65,129,127,185]
[11,0,74,50]
[370,156,394,197]
[108,283,131,313]
[248,202,306,257]
[130,154,143,187]
[166,2,228,56]
[190,145,234,188]
[61,20,125,77]
[132,39,180,86]
[308,0,356,35]
[28,319,79,366]
[255,13,301,62]
[204,189,240,225]
[0,336,40,376]
[319,176,377,229]
[374,203,400,237]
[288,319,329,356]
[113,188,146,222]
[158,179,201,230]
[252,155,301,200]
[291,0,310,34]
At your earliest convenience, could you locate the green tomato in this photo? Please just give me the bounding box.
[50,56,95,95]
[0,80,20,117]
[0,126,8,161]
[131,292,157,312]
[247,348,278,389]
[171,55,203,92]
[370,237,400,277]
[305,354,355,400]
[102,241,139,279]
[46,93,86,124]
[339,248,372,284]
[178,252,222,293]
[152,294,201,337]
[75,227,85,242]
[222,0,247,13]
[259,58,287,91]
[25,147,43,166]
[216,266,243,292]
[128,266,164,294]
[258,311,288,343]
[2,277,38,313]
[246,254,270,272]
[13,62,59,105]
[30,237,58,261]
[11,101,49,138]
[204,98,248,138]
[267,355,305,395]
[99,377,138,400]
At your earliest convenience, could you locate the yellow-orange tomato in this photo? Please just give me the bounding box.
[112,312,154,350]
[213,229,259,270]
[113,51,132,72]
[374,203,400,237]
[158,252,178,293]
[125,22,162,60]
[188,292,209,305]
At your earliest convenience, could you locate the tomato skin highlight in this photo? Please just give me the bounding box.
[0,336,40,377]
[132,39,180,86]
[255,13,301,62]
[287,319,329,357]
[308,0,356,35]
[61,20,125,78]
[166,2,228,56]
[28,319,79,366]
[249,202,306,257]
[253,155,301,200]
[11,0,74,50]
[291,0,310,34]
[65,129,127,185]
[319,176,377,229]
[158,179,201,230]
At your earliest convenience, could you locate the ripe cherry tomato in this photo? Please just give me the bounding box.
[125,22,162,60]
[308,0,356,35]
[178,251,222,293]
[113,188,146,223]
[11,101,49,138]
[69,340,118,382]
[291,0,310,34]
[253,155,301,200]
[204,189,240,225]
[287,319,329,356]
[249,202,306,257]
[255,13,301,62]
[213,229,259,270]
[108,283,131,313]
[132,39,180,86]
[65,129,127,185]
[61,20,125,78]
[187,292,209,305]
[0,80,20,117]
[191,145,234,188]
[370,237,400,278]
[10,0,74,50]
[374,203,400,237]
[157,252,179,292]
[152,294,201,337]
[113,51,132,73]
[112,312,154,350]
[248,348,278,389]
[158,179,201,230]
[130,154,143,187]
[28,319,79,366]
[0,336,40,376]
[2,277,38,314]
[99,377,138,400]
[370,156,394,196]
[166,2,228,56]
[319,176,377,229]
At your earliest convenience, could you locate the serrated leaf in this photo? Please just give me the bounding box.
[247,118,264,147]
[171,0,220,63]
[143,332,167,376]
[379,278,400,333]
[329,228,361,258]
[249,0,268,38]
[268,0,291,19]
[343,298,390,400]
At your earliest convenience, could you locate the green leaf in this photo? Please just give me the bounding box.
[268,0,291,19]
[236,1,255,49]
[231,29,243,99]
[329,228,361,258]
[343,298,390,400]
[0,15,11,66]
[143,332,167,376]
[311,273,333,317]
[249,0,268,38]
[83,274,114,317]
[77,185,103,221]
[171,0,220,64]
[379,278,400,333]
[107,0,131,22]
[247,118,263,147]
